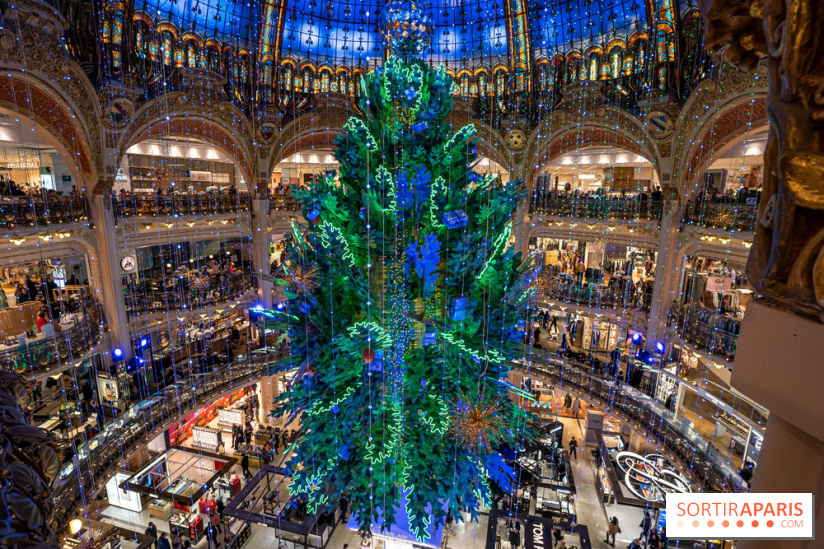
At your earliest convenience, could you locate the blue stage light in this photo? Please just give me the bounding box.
[113,348,123,359]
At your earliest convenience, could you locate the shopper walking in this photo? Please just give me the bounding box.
[568,436,578,460]
[606,517,620,546]
[145,522,158,549]
[639,512,652,542]
[553,528,564,547]
[648,528,661,549]
[210,507,222,534]
[170,526,181,549]
[216,498,225,527]
[157,533,171,549]
[241,454,251,477]
[244,421,253,448]
[571,397,581,419]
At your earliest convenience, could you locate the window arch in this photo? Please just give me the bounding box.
[606,40,626,79]
[586,47,602,81]
[157,23,179,68]
[205,40,222,73]
[181,33,203,69]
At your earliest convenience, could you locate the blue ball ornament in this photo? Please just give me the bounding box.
[382,0,433,59]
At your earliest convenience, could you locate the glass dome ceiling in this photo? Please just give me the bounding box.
[131,0,683,67]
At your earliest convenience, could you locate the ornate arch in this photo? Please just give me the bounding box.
[676,96,768,199]
[267,109,350,175]
[0,75,96,185]
[525,124,659,193]
[115,94,256,192]
[123,118,254,189]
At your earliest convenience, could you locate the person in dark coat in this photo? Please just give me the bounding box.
[241,453,251,477]
[639,511,652,542]
[339,493,349,523]
[145,522,158,549]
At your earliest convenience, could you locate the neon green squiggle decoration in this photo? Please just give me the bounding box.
[441,124,477,158]
[476,223,512,281]
[420,393,450,434]
[441,332,507,365]
[347,321,392,347]
[306,387,355,417]
[318,221,356,267]
[376,166,397,213]
[429,176,446,228]
[345,117,378,151]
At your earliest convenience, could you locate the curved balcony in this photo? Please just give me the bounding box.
[513,354,748,494]
[50,344,289,530]
[268,191,302,212]
[684,200,758,232]
[540,272,652,312]
[0,195,90,229]
[530,193,663,221]
[0,302,104,376]
[671,302,740,361]
[124,272,254,321]
[112,192,251,221]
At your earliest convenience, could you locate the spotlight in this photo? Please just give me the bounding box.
[113,347,124,359]
[275,302,286,311]
[655,342,665,353]
[631,332,642,345]
[140,338,149,348]
[253,304,264,313]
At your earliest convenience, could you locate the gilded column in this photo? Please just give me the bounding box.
[701,1,824,546]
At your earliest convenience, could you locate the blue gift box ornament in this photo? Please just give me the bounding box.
[423,328,437,346]
[359,207,366,220]
[307,206,320,221]
[338,444,351,460]
[449,295,469,321]
[299,302,313,313]
[369,349,384,372]
[412,121,428,132]
[443,209,469,229]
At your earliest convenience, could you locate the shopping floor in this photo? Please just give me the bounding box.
[95,412,670,549]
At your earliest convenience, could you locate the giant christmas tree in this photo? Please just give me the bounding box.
[266,10,536,540]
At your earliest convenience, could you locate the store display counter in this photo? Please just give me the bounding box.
[169,511,204,542]
[149,499,173,520]
[192,425,222,451]
[535,485,576,521]
[218,407,245,428]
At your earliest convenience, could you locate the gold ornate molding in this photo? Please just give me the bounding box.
[702,0,824,320]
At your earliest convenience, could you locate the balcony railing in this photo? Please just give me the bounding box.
[540,273,652,311]
[124,272,254,320]
[50,344,289,531]
[512,355,748,494]
[268,193,302,212]
[683,200,759,232]
[530,193,664,221]
[0,302,104,375]
[112,192,251,221]
[671,302,740,361]
[0,195,89,229]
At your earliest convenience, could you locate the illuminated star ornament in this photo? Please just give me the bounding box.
[284,263,319,295]
[449,389,507,453]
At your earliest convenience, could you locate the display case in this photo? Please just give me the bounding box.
[535,486,576,520]
[218,407,245,428]
[169,512,204,542]
[149,499,173,520]
[596,464,614,504]
[192,425,221,451]
[226,518,250,547]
